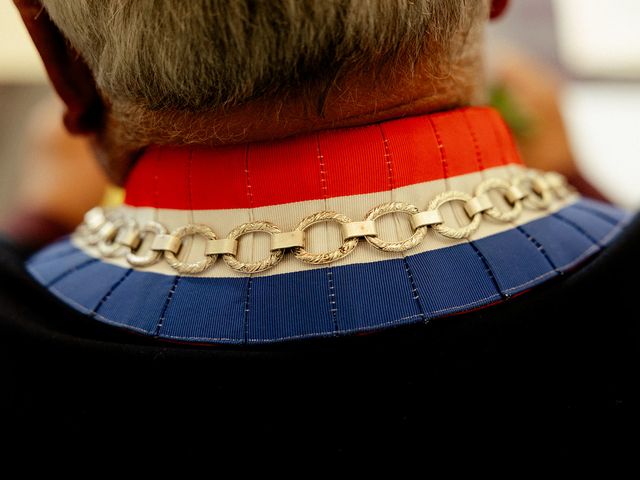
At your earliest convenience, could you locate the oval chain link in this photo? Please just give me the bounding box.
[163,224,218,274]
[364,201,427,252]
[428,191,482,239]
[223,221,285,273]
[475,177,523,222]
[293,211,359,265]
[125,220,168,267]
[97,216,130,257]
[513,172,553,210]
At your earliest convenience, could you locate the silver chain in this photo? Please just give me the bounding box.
[74,169,574,275]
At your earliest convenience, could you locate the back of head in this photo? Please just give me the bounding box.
[44,0,485,110]
[39,0,490,180]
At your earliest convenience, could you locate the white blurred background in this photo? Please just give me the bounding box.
[487,0,640,208]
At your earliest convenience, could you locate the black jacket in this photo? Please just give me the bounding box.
[2,213,639,452]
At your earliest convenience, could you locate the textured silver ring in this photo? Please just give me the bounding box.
[364,201,427,252]
[428,191,482,239]
[475,177,523,222]
[223,221,285,273]
[293,211,359,265]
[163,224,218,274]
[126,220,168,267]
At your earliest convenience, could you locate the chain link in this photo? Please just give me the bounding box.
[428,191,483,239]
[292,211,359,265]
[474,177,523,222]
[125,220,167,267]
[161,224,218,274]
[72,169,574,275]
[223,220,285,273]
[364,201,428,252]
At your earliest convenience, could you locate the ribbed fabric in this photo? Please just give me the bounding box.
[25,107,633,344]
[123,107,521,209]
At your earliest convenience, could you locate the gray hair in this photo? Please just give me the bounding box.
[42,0,484,114]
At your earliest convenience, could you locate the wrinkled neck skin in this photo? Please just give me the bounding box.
[92,33,486,186]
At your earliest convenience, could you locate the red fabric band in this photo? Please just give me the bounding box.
[123,107,523,210]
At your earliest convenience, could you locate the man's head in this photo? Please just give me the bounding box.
[16,0,503,183]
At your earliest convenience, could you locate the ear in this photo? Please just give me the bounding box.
[13,0,103,134]
[490,0,510,19]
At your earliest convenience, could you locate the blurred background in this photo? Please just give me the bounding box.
[0,0,639,247]
[486,0,640,209]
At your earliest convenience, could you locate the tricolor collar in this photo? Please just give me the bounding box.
[26,106,631,345]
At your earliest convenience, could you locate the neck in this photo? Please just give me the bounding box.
[96,50,486,185]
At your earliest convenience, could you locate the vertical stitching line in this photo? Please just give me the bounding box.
[187,147,194,231]
[91,268,133,316]
[154,148,161,222]
[245,145,254,212]
[182,147,195,259]
[429,115,506,299]
[317,133,339,334]
[571,203,620,226]
[187,148,194,215]
[154,147,182,336]
[468,242,504,295]
[490,111,509,167]
[484,111,558,272]
[155,276,181,337]
[463,110,485,171]
[430,118,450,179]
[243,276,253,343]
[551,211,602,247]
[515,226,557,270]
[243,144,254,344]
[45,258,99,288]
[493,109,523,166]
[378,124,427,320]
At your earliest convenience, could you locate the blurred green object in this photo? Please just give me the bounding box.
[489,84,534,140]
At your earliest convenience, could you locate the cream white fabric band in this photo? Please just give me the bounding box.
[76,169,574,275]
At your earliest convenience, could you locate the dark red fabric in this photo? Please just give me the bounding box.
[490,0,510,19]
